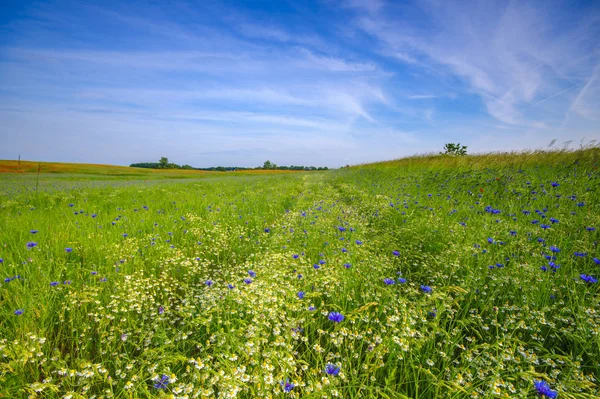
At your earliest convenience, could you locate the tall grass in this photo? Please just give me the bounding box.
[1,149,599,398]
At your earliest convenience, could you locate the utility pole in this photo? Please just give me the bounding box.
[18,154,20,165]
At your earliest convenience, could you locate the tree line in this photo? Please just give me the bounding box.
[130,158,329,171]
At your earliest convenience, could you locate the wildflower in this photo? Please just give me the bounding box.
[324,364,340,376]
[574,252,587,257]
[121,334,128,341]
[398,277,407,283]
[593,258,600,265]
[158,306,164,314]
[319,259,326,265]
[65,247,73,253]
[308,306,316,311]
[487,238,493,244]
[392,250,400,256]
[580,274,598,284]
[549,246,560,253]
[154,374,170,389]
[355,240,363,245]
[91,271,97,275]
[228,284,235,289]
[50,281,59,286]
[328,311,345,323]
[586,227,596,231]
[99,277,107,282]
[383,278,395,285]
[26,242,38,249]
[244,278,252,284]
[14,309,24,315]
[313,264,320,269]
[63,280,71,285]
[30,230,38,234]
[534,380,557,398]
[297,291,305,299]
[280,379,294,393]
[343,263,351,268]
[264,228,270,233]
[292,254,299,259]
[205,280,213,287]
[540,266,547,272]
[420,285,432,294]
[0,258,3,263]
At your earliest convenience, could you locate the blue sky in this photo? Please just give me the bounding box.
[1,0,599,167]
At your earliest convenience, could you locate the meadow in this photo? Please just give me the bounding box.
[1,149,600,398]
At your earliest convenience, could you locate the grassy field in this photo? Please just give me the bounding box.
[1,149,600,398]
[0,160,300,179]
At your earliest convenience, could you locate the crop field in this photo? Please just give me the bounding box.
[1,150,600,399]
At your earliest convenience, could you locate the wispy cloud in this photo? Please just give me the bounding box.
[0,0,598,167]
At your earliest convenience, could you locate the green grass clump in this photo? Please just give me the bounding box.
[1,150,599,398]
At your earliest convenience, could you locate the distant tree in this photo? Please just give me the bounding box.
[263,160,273,169]
[440,143,467,156]
[159,157,169,169]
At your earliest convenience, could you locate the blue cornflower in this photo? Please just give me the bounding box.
[26,242,37,249]
[343,263,351,268]
[420,285,432,293]
[341,248,348,253]
[91,213,97,218]
[264,228,270,233]
[338,226,346,232]
[487,237,493,244]
[14,309,24,315]
[65,247,73,253]
[248,270,256,278]
[537,238,546,243]
[319,259,326,265]
[0,258,3,263]
[292,254,299,259]
[510,230,517,236]
[280,379,295,393]
[328,311,344,323]
[158,306,164,314]
[594,258,600,265]
[550,246,560,253]
[383,278,395,285]
[355,240,363,245]
[580,274,598,284]
[99,277,107,282]
[534,380,557,398]
[398,277,407,283]
[541,224,550,230]
[297,291,305,299]
[308,306,316,311]
[30,230,38,234]
[574,252,587,257]
[244,278,252,284]
[550,218,559,224]
[540,266,547,272]
[50,281,59,286]
[392,250,400,256]
[228,284,235,289]
[324,364,340,376]
[205,280,213,287]
[154,374,170,389]
[313,264,320,269]
[586,227,596,231]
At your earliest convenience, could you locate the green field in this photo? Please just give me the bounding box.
[1,150,600,398]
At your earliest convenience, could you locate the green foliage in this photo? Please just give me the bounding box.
[440,142,468,155]
[2,148,600,398]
